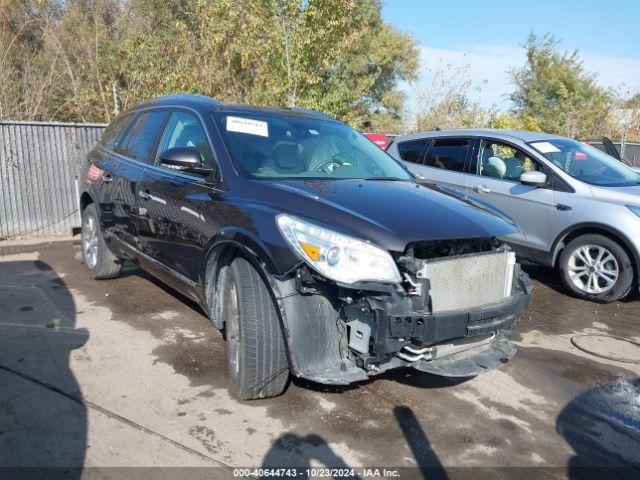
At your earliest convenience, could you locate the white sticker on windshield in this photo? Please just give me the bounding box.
[226,116,269,137]
[531,141,560,153]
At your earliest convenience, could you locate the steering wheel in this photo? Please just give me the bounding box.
[314,159,343,174]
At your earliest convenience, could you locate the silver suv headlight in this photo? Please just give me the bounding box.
[276,214,401,284]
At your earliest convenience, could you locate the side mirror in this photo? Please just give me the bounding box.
[520,170,547,187]
[159,147,213,176]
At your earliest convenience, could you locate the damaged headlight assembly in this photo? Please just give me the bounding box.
[276,214,402,285]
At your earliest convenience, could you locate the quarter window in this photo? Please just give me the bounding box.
[397,140,428,164]
[156,111,213,169]
[477,140,541,181]
[99,113,133,150]
[424,139,469,172]
[115,110,169,162]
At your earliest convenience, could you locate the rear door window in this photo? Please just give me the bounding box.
[424,139,470,172]
[115,110,169,163]
[397,139,428,164]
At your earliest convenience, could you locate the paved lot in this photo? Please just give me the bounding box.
[1,240,639,477]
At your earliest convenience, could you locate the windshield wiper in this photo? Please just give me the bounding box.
[362,177,406,182]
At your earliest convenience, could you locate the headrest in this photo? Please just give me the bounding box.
[272,141,300,171]
[486,156,507,177]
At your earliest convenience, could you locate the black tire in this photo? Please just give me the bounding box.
[219,256,289,399]
[81,203,122,280]
[558,234,633,303]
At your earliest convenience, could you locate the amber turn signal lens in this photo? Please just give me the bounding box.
[299,242,320,262]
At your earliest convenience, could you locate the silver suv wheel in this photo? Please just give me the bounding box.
[560,234,632,302]
[567,244,619,294]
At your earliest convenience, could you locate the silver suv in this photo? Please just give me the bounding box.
[388,129,640,303]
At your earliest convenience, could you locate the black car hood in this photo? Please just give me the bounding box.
[247,179,517,253]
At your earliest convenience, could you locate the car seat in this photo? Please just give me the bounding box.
[483,156,507,179]
[502,157,523,181]
[269,141,305,174]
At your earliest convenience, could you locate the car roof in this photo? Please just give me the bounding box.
[127,94,337,122]
[393,128,569,144]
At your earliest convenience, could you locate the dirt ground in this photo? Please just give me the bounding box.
[0,240,639,479]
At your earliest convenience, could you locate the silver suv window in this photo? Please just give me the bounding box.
[530,138,640,187]
[477,140,542,182]
[424,139,469,172]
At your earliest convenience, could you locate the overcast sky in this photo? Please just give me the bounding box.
[383,0,640,112]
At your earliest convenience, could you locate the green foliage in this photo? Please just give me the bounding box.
[510,33,615,138]
[0,0,418,128]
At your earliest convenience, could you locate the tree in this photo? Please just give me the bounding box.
[413,62,491,132]
[510,33,614,138]
[0,0,418,129]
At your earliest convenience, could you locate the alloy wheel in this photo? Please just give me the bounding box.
[567,244,619,294]
[82,215,99,269]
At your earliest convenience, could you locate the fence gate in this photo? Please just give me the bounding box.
[0,121,105,240]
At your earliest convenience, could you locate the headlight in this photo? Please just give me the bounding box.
[276,214,401,284]
[628,205,640,218]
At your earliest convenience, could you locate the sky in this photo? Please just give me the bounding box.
[383,0,640,112]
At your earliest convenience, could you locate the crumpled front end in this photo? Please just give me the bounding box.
[273,237,532,385]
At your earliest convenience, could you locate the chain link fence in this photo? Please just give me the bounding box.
[588,141,640,167]
[1,121,639,241]
[0,121,105,240]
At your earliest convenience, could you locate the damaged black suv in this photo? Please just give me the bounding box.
[80,94,532,399]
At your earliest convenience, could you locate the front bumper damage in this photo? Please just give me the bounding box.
[272,252,533,385]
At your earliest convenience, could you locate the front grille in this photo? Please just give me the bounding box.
[418,251,516,314]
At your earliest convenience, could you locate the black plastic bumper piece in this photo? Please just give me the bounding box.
[413,335,516,377]
[388,291,529,345]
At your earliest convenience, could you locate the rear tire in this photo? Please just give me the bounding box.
[81,203,122,279]
[220,256,289,400]
[558,234,633,303]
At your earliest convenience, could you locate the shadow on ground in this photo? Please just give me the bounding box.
[0,259,87,474]
[262,405,448,479]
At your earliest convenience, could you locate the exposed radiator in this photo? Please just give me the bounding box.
[418,251,516,314]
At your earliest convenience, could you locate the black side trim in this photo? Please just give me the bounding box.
[107,232,197,288]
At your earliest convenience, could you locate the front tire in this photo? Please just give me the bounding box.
[219,257,289,399]
[559,234,633,303]
[81,203,122,279]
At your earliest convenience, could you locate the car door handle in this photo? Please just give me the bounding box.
[102,173,113,183]
[472,185,491,193]
[555,203,572,211]
[138,190,151,200]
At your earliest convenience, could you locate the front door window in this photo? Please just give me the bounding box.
[477,140,541,181]
[156,111,213,170]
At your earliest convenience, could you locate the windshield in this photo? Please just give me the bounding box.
[529,138,640,187]
[213,112,412,181]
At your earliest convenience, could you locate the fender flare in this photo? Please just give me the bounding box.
[79,190,97,214]
[201,227,286,329]
[551,222,640,272]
